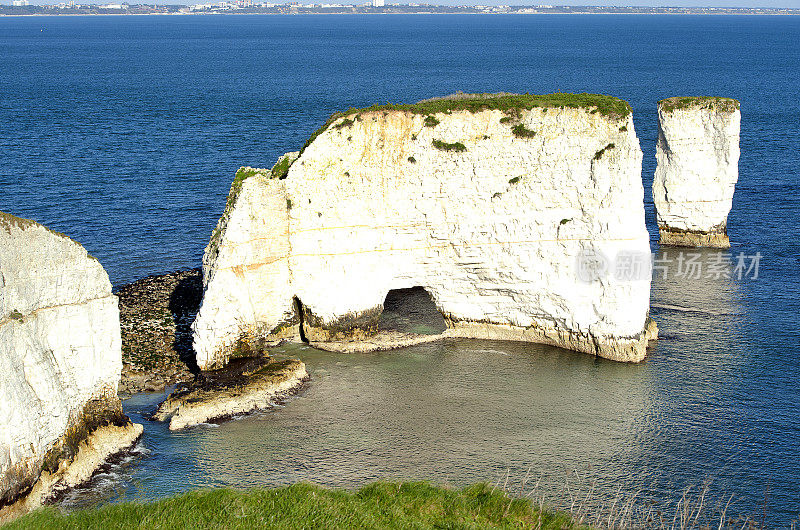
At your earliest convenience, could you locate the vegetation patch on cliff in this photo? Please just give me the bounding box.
[659,96,740,113]
[8,482,577,529]
[0,211,75,243]
[0,212,39,234]
[593,143,615,161]
[511,124,537,138]
[332,117,355,130]
[432,139,467,152]
[271,156,293,180]
[302,92,632,153]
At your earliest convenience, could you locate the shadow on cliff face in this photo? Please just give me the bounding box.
[168,272,203,375]
[378,287,447,335]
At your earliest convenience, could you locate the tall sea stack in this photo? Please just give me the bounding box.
[653,97,741,248]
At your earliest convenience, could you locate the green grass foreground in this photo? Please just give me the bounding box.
[7,482,580,529]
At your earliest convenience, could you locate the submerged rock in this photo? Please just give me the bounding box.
[192,93,656,369]
[653,97,741,248]
[0,212,141,522]
[153,357,308,430]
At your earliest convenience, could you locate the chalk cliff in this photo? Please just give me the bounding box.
[192,94,656,369]
[653,97,741,248]
[0,212,141,521]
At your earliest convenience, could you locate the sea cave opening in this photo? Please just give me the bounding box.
[377,286,447,335]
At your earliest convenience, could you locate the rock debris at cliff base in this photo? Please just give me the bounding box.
[115,269,202,394]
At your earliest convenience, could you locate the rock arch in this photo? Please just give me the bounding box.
[192,94,656,369]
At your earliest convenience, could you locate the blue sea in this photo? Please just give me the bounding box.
[1,14,799,525]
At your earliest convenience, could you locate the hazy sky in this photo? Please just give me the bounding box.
[12,0,800,8]
[540,0,800,5]
[505,0,800,6]
[438,0,800,7]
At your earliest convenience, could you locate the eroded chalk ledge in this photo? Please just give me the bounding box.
[443,318,658,363]
[0,420,143,524]
[152,357,308,431]
[310,330,444,353]
[659,227,730,249]
[306,318,658,363]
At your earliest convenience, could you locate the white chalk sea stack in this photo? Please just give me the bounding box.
[192,93,657,370]
[0,212,141,522]
[653,97,741,248]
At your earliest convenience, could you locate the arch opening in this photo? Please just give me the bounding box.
[293,295,308,343]
[377,287,447,336]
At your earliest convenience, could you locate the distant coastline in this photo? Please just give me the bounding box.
[1,4,798,17]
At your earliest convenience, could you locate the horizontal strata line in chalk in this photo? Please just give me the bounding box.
[0,294,117,329]
[223,221,640,249]
[217,236,645,273]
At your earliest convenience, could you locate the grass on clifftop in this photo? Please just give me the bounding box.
[659,96,740,113]
[7,482,579,530]
[0,211,74,242]
[301,92,631,152]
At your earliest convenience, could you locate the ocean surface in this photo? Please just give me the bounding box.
[1,14,799,525]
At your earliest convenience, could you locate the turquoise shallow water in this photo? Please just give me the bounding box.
[1,13,799,525]
[57,248,798,525]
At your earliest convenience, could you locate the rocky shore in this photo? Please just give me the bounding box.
[115,269,202,395]
[153,357,308,430]
[116,268,309,431]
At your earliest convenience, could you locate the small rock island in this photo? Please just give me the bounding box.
[0,212,141,522]
[653,97,741,248]
[192,93,658,370]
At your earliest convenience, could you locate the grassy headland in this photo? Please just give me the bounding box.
[6,482,579,529]
[302,92,632,152]
[659,97,740,113]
